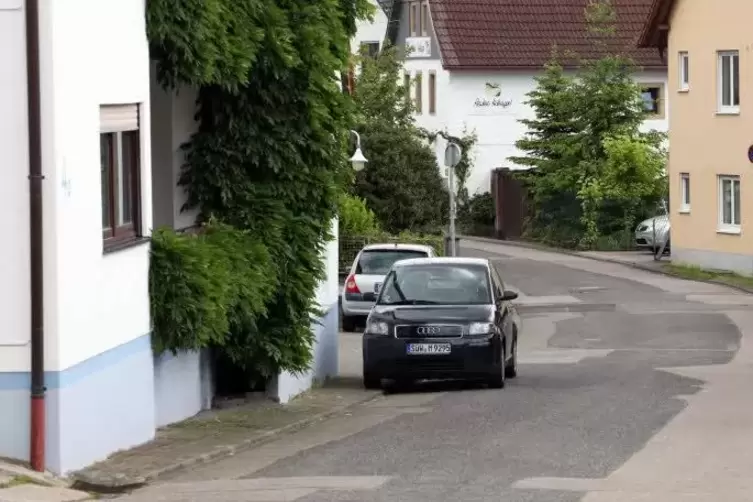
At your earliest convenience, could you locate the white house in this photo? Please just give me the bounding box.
[0,0,338,475]
[353,0,669,195]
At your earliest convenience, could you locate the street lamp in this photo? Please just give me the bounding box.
[349,130,368,171]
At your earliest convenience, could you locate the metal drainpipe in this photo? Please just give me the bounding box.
[25,0,46,472]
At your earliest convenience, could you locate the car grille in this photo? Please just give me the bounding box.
[395,324,464,339]
[636,238,647,245]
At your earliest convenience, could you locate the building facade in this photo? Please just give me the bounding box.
[354,0,669,195]
[640,0,753,275]
[0,0,338,474]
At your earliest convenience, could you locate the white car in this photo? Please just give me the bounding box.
[341,243,437,332]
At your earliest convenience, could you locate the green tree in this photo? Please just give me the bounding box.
[352,46,448,233]
[511,0,666,248]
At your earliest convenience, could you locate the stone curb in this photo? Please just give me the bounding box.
[459,235,753,296]
[71,389,382,495]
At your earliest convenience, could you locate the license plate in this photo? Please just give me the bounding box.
[407,343,451,355]
[374,283,382,293]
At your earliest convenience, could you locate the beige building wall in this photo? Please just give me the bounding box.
[667,0,753,274]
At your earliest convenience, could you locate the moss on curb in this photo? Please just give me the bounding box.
[662,263,753,293]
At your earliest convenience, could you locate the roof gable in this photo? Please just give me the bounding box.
[428,0,666,70]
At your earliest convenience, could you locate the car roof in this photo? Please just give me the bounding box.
[392,256,490,268]
[362,243,434,253]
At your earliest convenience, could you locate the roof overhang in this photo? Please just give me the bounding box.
[638,0,677,48]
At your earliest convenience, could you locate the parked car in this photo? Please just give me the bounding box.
[361,256,521,390]
[341,243,436,332]
[635,214,670,252]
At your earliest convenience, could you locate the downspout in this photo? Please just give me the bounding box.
[25,0,45,472]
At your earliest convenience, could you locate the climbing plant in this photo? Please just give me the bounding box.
[147,0,373,379]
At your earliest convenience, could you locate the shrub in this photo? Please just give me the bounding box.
[149,224,276,356]
[338,193,381,239]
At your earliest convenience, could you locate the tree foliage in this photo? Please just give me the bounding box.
[511,0,667,249]
[147,0,372,379]
[351,46,448,233]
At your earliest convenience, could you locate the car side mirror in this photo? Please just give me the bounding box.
[498,290,518,302]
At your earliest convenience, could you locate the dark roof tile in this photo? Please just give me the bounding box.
[429,0,665,69]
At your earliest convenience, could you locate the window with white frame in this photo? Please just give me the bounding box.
[100,104,142,248]
[718,51,740,113]
[718,175,741,231]
[680,173,690,212]
[678,52,689,91]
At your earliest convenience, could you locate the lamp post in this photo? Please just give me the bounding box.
[444,141,462,257]
[349,130,368,171]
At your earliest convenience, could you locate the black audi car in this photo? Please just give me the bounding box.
[362,257,521,390]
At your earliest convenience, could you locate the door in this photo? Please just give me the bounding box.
[490,265,513,358]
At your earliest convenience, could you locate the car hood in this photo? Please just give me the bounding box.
[637,215,670,230]
[370,304,494,323]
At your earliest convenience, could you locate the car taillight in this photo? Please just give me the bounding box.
[345,275,361,294]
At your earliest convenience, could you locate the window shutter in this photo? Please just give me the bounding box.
[99,104,139,133]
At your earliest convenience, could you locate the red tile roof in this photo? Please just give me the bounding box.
[429,0,666,70]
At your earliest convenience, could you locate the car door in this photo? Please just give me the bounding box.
[490,265,514,358]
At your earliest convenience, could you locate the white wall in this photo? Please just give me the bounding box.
[0,0,33,371]
[351,0,388,52]
[150,70,199,232]
[411,69,669,195]
[49,0,152,371]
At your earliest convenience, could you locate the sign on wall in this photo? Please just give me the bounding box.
[406,37,431,58]
[472,82,513,112]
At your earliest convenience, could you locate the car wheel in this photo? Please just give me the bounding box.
[363,372,381,390]
[341,315,357,332]
[488,345,506,389]
[505,333,518,379]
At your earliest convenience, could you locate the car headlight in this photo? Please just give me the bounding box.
[468,322,495,335]
[365,320,389,336]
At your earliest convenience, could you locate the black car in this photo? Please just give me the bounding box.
[362,257,521,390]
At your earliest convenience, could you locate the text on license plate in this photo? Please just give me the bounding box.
[407,343,451,355]
[374,283,382,293]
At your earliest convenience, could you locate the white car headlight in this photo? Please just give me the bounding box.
[468,322,494,335]
[365,320,389,336]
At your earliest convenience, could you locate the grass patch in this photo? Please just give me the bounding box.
[0,475,40,488]
[663,263,753,291]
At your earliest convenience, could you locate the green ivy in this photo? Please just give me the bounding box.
[147,0,372,378]
[149,224,275,355]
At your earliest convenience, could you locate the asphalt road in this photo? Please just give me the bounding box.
[120,239,753,502]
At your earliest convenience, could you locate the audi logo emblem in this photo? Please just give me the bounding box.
[416,326,441,335]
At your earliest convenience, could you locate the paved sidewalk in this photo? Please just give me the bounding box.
[0,460,90,502]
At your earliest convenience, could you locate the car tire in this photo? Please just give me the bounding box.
[341,315,357,332]
[363,372,382,390]
[505,333,518,379]
[488,346,506,389]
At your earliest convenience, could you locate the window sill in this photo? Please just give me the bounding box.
[717,227,741,235]
[103,236,150,255]
[677,88,689,93]
[716,109,740,116]
[678,207,691,214]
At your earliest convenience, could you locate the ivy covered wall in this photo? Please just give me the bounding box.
[146,0,373,381]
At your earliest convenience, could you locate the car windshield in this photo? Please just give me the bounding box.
[377,263,492,305]
[356,249,429,275]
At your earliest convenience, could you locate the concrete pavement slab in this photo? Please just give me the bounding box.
[0,484,90,502]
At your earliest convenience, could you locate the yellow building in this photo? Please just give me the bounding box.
[640,0,752,274]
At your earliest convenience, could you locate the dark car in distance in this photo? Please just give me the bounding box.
[362,257,521,390]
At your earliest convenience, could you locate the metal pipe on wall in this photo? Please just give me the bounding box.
[25,0,46,472]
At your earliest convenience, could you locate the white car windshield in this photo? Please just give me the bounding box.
[377,264,492,305]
